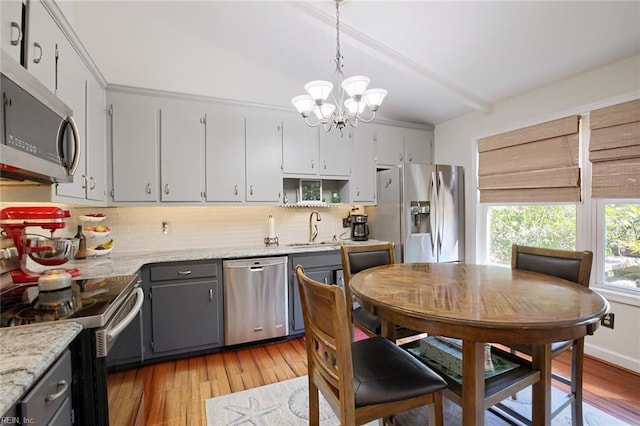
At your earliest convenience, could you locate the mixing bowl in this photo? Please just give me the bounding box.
[23,236,79,266]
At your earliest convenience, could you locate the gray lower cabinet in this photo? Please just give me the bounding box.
[142,260,224,359]
[19,349,72,425]
[289,252,343,335]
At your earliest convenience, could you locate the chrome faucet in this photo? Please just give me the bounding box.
[309,210,322,243]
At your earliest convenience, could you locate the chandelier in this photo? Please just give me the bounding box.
[291,0,387,132]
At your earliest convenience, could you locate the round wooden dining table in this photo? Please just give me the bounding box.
[349,263,609,426]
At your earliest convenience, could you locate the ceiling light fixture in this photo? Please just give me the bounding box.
[291,0,387,133]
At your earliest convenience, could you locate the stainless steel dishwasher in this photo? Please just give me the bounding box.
[223,256,289,346]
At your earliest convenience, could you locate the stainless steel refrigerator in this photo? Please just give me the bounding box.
[369,164,464,263]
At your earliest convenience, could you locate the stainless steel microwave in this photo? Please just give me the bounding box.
[0,51,80,184]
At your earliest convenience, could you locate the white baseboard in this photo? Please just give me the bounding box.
[585,342,640,374]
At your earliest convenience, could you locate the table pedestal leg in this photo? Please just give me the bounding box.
[531,343,552,426]
[462,340,485,426]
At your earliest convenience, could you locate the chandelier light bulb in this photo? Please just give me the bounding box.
[344,97,366,115]
[304,80,333,102]
[363,88,388,111]
[291,95,315,116]
[341,75,370,98]
[313,103,336,120]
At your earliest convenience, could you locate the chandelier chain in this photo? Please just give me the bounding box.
[335,0,342,71]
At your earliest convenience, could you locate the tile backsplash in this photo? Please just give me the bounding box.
[64,205,364,253]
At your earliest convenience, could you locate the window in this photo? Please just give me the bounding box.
[602,202,640,292]
[487,205,577,265]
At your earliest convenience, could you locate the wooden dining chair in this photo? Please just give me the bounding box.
[295,265,447,426]
[496,244,594,425]
[341,242,421,341]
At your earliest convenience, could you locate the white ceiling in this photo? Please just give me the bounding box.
[69,1,640,126]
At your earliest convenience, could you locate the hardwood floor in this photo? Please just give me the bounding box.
[108,337,640,426]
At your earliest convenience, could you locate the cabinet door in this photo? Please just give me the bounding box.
[1,0,25,64]
[282,118,318,175]
[205,106,245,202]
[151,279,221,353]
[85,75,107,202]
[349,126,376,204]
[160,107,204,202]
[111,102,159,202]
[26,0,58,93]
[375,124,404,166]
[54,36,87,200]
[404,128,433,164]
[245,112,282,202]
[319,129,351,177]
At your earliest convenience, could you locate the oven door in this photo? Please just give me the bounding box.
[95,287,144,358]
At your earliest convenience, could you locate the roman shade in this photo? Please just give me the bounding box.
[477,115,581,203]
[589,99,640,198]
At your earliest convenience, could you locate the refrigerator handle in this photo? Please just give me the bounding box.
[430,171,438,253]
[437,170,445,253]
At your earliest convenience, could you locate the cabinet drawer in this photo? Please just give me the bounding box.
[291,253,341,270]
[150,262,218,281]
[19,350,72,423]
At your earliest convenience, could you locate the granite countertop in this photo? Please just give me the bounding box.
[64,239,383,279]
[0,322,83,415]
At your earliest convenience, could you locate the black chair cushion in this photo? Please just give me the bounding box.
[351,337,447,407]
[516,252,582,284]
[348,250,391,275]
[353,306,382,335]
[511,341,574,356]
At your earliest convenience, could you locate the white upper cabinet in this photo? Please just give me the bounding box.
[319,129,351,177]
[110,100,160,202]
[84,74,107,202]
[404,128,433,164]
[26,0,59,93]
[205,106,246,203]
[54,36,86,200]
[347,126,376,204]
[375,125,433,166]
[1,0,25,64]
[375,125,404,166]
[282,118,319,176]
[160,107,204,202]
[245,111,283,203]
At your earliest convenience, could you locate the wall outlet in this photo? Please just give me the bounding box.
[601,312,615,329]
[162,221,170,235]
[342,217,351,228]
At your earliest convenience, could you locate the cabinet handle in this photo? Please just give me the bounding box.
[311,159,314,169]
[10,22,22,46]
[146,183,152,194]
[89,177,96,190]
[81,174,87,189]
[177,270,192,276]
[209,288,213,301]
[234,185,238,195]
[385,178,392,188]
[164,184,170,195]
[408,154,413,162]
[45,380,68,402]
[399,153,403,162]
[323,161,327,170]
[33,42,42,64]
[250,185,254,195]
[323,277,328,284]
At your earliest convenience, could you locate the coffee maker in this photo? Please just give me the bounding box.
[350,214,369,241]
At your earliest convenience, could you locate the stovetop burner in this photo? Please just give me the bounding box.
[12,298,97,326]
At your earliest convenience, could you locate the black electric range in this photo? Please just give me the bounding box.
[0,274,139,328]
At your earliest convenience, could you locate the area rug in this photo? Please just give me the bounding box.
[205,375,629,425]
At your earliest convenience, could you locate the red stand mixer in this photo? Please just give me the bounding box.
[0,206,80,284]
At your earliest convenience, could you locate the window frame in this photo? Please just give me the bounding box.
[594,198,640,305]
